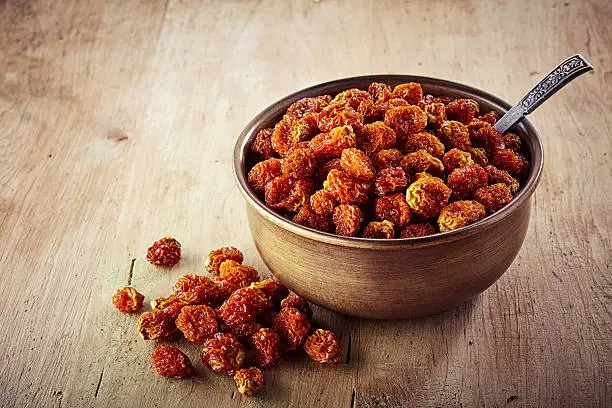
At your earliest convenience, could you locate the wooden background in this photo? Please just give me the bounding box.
[0,0,610,407]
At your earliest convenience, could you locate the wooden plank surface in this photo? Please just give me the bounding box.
[0,0,610,407]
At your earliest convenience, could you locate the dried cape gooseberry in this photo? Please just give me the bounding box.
[405,175,451,218]
[246,81,529,238]
[147,237,181,267]
[361,220,395,239]
[438,200,486,232]
[152,345,195,378]
[112,287,144,313]
[234,367,264,396]
[304,329,342,365]
[205,247,244,274]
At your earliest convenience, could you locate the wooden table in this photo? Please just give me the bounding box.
[1,0,610,406]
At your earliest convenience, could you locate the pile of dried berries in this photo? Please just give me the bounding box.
[112,242,342,396]
[247,82,530,238]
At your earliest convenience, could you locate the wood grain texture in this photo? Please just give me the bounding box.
[0,0,610,407]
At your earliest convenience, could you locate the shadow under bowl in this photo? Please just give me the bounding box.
[233,75,543,319]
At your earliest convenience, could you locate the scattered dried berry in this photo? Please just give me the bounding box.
[128,245,344,393]
[250,328,282,368]
[272,307,310,350]
[180,278,224,307]
[204,247,244,275]
[443,148,474,173]
[249,279,289,306]
[224,320,263,338]
[217,287,269,327]
[146,237,181,267]
[374,193,412,229]
[473,183,514,214]
[281,148,316,179]
[174,275,206,298]
[151,295,190,318]
[324,169,371,205]
[138,309,177,342]
[374,167,408,196]
[234,367,264,396]
[112,286,144,313]
[445,99,479,124]
[403,132,445,158]
[218,260,260,289]
[340,148,376,182]
[304,329,342,365]
[215,277,240,302]
[361,220,395,239]
[176,305,218,344]
[333,204,364,237]
[399,223,436,238]
[152,346,195,378]
[405,174,452,218]
[201,332,246,375]
[371,148,403,171]
[438,200,486,232]
[280,295,314,320]
[447,164,488,196]
[400,150,444,178]
[174,275,221,307]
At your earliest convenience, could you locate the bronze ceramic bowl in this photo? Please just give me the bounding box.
[233,75,543,319]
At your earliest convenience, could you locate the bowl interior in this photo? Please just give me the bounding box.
[234,75,543,248]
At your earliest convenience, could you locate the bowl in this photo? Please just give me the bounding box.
[233,75,543,319]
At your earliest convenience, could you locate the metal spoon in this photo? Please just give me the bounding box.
[493,54,594,134]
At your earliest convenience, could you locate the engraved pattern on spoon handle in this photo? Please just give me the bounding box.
[493,54,593,134]
[519,54,593,114]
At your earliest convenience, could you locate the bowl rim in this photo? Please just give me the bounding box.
[233,74,543,249]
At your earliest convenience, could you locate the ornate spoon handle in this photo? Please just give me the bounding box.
[493,54,593,134]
